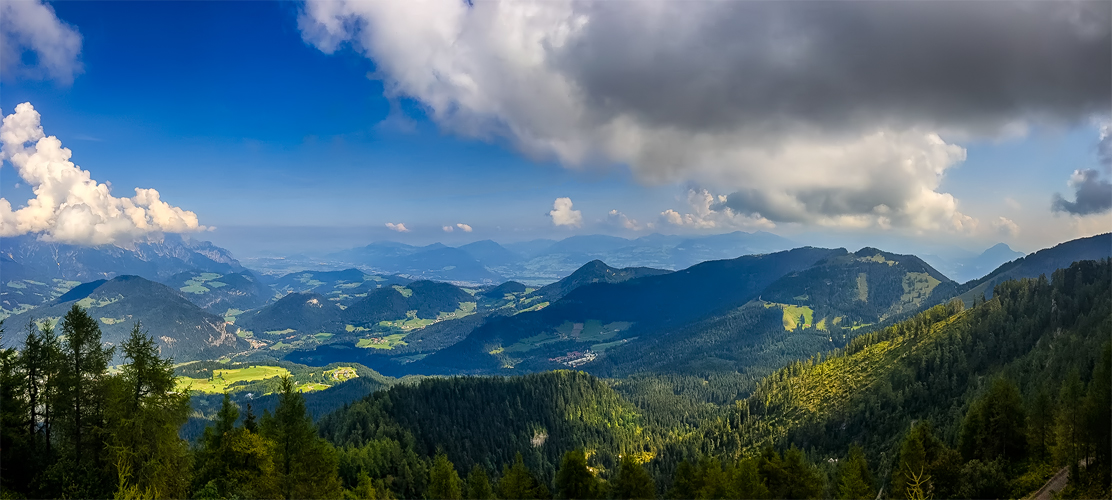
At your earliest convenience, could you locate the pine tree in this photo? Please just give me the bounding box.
[781,446,824,499]
[694,457,728,499]
[195,393,279,499]
[261,375,343,499]
[667,461,699,500]
[610,455,655,500]
[106,322,192,498]
[498,453,549,500]
[555,449,601,499]
[466,464,495,500]
[429,453,464,500]
[1026,388,1056,461]
[891,426,927,500]
[50,305,115,497]
[1080,341,1111,488]
[837,444,875,500]
[0,321,30,493]
[959,377,1027,462]
[1053,370,1085,475]
[726,458,768,500]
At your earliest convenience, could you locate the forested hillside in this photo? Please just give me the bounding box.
[414,247,840,374]
[1,256,1108,499]
[687,259,1112,498]
[2,275,240,362]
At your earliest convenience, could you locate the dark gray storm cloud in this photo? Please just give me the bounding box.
[1052,169,1112,216]
[561,0,1110,137]
[300,0,1111,232]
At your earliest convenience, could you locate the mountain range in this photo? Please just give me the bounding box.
[3,231,1108,379]
[1,275,241,362]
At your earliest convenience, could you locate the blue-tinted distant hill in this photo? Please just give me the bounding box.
[458,240,523,267]
[323,232,796,286]
[2,275,241,363]
[922,242,1026,283]
[958,232,1111,302]
[490,231,798,282]
[328,243,502,284]
[1,234,246,319]
[501,239,557,258]
[269,268,410,307]
[0,233,243,281]
[161,270,273,315]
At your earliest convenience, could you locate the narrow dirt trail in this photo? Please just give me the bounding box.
[1030,466,1070,500]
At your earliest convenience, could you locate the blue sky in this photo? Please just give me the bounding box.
[1,1,1109,257]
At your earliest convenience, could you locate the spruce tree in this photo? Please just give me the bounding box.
[429,453,464,500]
[466,464,495,500]
[555,449,601,499]
[780,446,824,499]
[498,453,549,500]
[891,426,927,500]
[261,375,343,499]
[667,461,699,500]
[726,458,768,500]
[610,455,655,500]
[195,393,279,499]
[106,322,191,498]
[836,445,875,500]
[0,321,30,493]
[51,305,114,497]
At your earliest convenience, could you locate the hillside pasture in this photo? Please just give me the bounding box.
[175,365,291,393]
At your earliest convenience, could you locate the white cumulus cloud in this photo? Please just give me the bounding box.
[0,0,83,84]
[0,103,206,246]
[992,217,1020,238]
[442,225,454,232]
[456,223,473,232]
[386,222,410,233]
[661,190,775,230]
[549,197,582,227]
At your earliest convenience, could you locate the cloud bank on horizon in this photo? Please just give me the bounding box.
[298,0,1110,235]
[0,103,207,246]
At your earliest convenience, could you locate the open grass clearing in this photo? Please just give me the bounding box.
[357,333,408,349]
[175,365,290,393]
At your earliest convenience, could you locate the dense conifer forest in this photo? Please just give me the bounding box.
[1,259,1108,499]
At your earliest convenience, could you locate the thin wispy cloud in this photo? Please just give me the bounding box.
[0,0,83,84]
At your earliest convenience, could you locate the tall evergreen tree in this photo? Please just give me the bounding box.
[959,377,1027,462]
[106,322,192,498]
[195,393,280,499]
[429,453,464,500]
[610,455,655,500]
[497,453,550,500]
[780,446,824,499]
[836,444,875,500]
[666,461,699,500]
[465,464,495,500]
[1026,387,1056,461]
[1054,369,1085,476]
[726,458,768,500]
[261,375,343,499]
[555,449,602,500]
[0,322,30,493]
[49,305,115,497]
